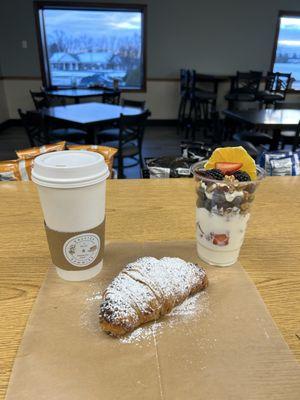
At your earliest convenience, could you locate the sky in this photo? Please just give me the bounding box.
[44,9,142,39]
[278,17,300,46]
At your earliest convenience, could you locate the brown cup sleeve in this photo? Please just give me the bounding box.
[44,219,105,271]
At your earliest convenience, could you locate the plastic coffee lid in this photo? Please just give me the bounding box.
[32,150,109,188]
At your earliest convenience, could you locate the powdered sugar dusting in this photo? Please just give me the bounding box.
[99,257,207,336]
[169,290,208,317]
[120,322,163,344]
[119,290,209,344]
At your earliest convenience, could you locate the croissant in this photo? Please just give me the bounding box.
[99,257,208,337]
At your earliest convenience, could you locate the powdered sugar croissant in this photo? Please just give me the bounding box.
[99,257,208,337]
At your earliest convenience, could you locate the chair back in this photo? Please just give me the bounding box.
[230,71,262,94]
[102,90,121,105]
[265,72,292,98]
[180,69,192,97]
[18,109,46,147]
[194,73,219,94]
[118,110,150,143]
[190,70,198,95]
[30,90,50,110]
[209,111,225,144]
[293,121,300,151]
[122,98,145,109]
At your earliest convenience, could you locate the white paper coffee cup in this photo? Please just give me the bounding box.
[32,150,109,281]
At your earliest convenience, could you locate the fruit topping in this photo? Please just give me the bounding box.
[212,233,229,246]
[215,162,242,175]
[204,146,257,180]
[233,170,251,182]
[203,168,225,180]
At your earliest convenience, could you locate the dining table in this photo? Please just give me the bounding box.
[0,177,299,399]
[224,108,300,150]
[41,102,144,144]
[46,88,105,104]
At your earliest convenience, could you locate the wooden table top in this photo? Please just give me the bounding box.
[224,108,300,128]
[0,178,300,399]
[41,102,143,126]
[46,89,105,98]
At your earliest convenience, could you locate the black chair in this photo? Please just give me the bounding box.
[122,98,146,109]
[98,110,150,178]
[189,71,217,138]
[19,107,87,145]
[47,125,87,144]
[278,119,300,151]
[192,73,218,105]
[273,102,300,149]
[96,99,146,142]
[177,69,192,135]
[292,122,300,151]
[18,109,47,147]
[30,89,87,143]
[178,70,218,140]
[257,72,292,108]
[102,89,121,105]
[30,90,51,110]
[225,71,262,110]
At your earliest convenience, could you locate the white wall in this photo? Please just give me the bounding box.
[2,78,182,119]
[2,77,300,121]
[2,0,300,78]
[2,0,300,121]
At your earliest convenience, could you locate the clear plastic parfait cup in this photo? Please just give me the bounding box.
[192,161,265,267]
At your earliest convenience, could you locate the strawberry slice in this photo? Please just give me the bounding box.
[212,234,229,246]
[215,162,242,175]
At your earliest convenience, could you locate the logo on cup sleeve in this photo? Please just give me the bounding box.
[63,233,100,267]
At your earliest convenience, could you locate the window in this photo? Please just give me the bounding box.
[272,11,300,90]
[34,2,146,90]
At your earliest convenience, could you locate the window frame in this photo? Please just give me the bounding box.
[271,10,300,93]
[33,1,147,92]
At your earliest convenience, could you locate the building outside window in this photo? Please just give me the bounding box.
[272,12,300,90]
[35,2,146,90]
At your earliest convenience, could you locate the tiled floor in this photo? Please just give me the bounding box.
[0,125,183,178]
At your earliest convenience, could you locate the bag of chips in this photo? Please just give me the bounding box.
[269,154,300,176]
[0,160,19,181]
[3,143,117,181]
[181,142,213,161]
[0,159,34,181]
[144,156,198,178]
[259,149,300,176]
[16,142,66,160]
[259,150,293,175]
[67,145,118,177]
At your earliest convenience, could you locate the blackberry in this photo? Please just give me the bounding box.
[204,169,224,180]
[233,171,251,182]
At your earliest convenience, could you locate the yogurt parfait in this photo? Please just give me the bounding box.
[192,147,265,267]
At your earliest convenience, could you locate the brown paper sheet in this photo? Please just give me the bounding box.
[5,241,300,400]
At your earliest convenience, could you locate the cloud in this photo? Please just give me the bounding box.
[109,14,141,30]
[281,17,300,30]
[44,9,142,37]
[278,40,300,46]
